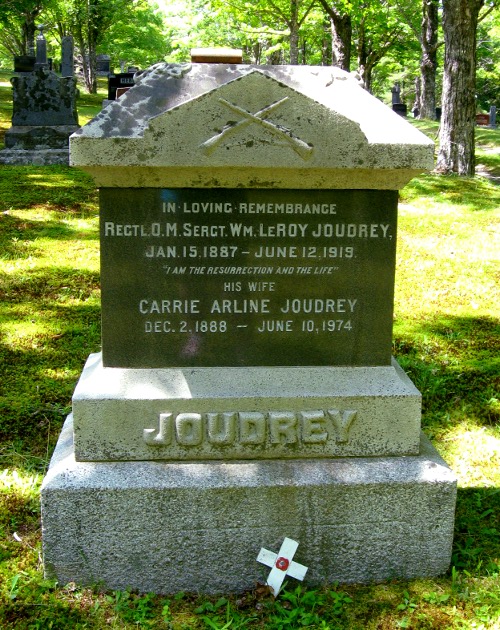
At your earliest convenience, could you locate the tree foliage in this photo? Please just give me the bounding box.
[417,0,440,119]
[0,0,498,176]
[0,0,50,56]
[203,0,324,64]
[100,0,168,71]
[476,6,500,110]
[50,0,137,93]
[0,0,167,92]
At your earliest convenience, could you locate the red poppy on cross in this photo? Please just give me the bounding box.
[256,537,308,596]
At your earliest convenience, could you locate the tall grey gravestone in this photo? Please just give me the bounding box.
[0,30,79,166]
[41,62,456,593]
[61,36,74,77]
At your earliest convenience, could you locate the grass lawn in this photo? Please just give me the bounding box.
[0,70,499,628]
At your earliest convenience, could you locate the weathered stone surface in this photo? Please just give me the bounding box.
[4,125,79,150]
[0,64,79,164]
[11,67,79,126]
[42,415,456,593]
[72,353,421,460]
[0,148,71,165]
[70,64,434,189]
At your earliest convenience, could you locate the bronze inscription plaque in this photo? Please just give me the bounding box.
[100,188,398,367]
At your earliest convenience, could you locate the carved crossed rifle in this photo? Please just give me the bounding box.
[201,97,313,161]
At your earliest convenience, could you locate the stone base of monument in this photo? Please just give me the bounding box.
[5,125,80,149]
[71,353,423,461]
[0,124,79,165]
[0,148,71,165]
[41,414,456,594]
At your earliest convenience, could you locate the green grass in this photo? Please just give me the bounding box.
[0,71,500,628]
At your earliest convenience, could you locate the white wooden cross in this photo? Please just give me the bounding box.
[256,537,308,596]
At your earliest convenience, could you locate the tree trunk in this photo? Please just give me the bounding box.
[356,17,375,92]
[289,27,299,64]
[436,0,484,175]
[289,0,300,64]
[86,45,97,94]
[414,75,422,116]
[419,0,439,119]
[330,12,352,71]
[74,26,97,94]
[321,18,332,66]
[316,0,351,71]
[21,11,39,55]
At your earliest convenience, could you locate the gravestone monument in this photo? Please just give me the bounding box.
[391,83,401,105]
[41,60,456,593]
[13,55,36,74]
[96,54,111,76]
[107,72,136,100]
[61,36,75,77]
[0,27,79,166]
[391,84,407,117]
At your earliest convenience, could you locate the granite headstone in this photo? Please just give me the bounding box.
[41,61,456,593]
[107,72,135,100]
[14,55,36,73]
[96,54,111,76]
[0,31,79,165]
[61,36,74,77]
[490,105,497,128]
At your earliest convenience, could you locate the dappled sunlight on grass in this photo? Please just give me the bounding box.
[24,170,92,189]
[0,468,42,499]
[401,173,500,212]
[442,426,500,488]
[395,198,500,321]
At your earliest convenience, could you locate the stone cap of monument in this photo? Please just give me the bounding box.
[70,63,434,189]
[191,47,243,63]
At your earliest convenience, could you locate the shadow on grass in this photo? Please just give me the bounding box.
[0,165,97,212]
[0,214,98,263]
[404,173,500,211]
[0,296,101,456]
[0,266,100,302]
[394,314,500,428]
[453,487,500,574]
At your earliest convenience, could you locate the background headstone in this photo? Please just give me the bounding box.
[391,84,401,105]
[107,72,135,100]
[34,25,48,69]
[61,36,74,77]
[0,36,79,165]
[490,105,497,128]
[14,56,36,73]
[96,55,111,76]
[393,103,407,117]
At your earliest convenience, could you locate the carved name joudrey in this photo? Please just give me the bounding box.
[143,409,357,448]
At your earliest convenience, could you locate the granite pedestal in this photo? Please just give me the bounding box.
[42,415,456,593]
[72,353,422,461]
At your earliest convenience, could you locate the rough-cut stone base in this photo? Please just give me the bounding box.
[0,148,69,165]
[41,415,456,594]
[5,125,79,150]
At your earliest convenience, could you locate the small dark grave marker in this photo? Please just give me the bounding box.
[107,73,136,100]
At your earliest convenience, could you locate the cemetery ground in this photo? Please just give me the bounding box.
[0,71,499,629]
